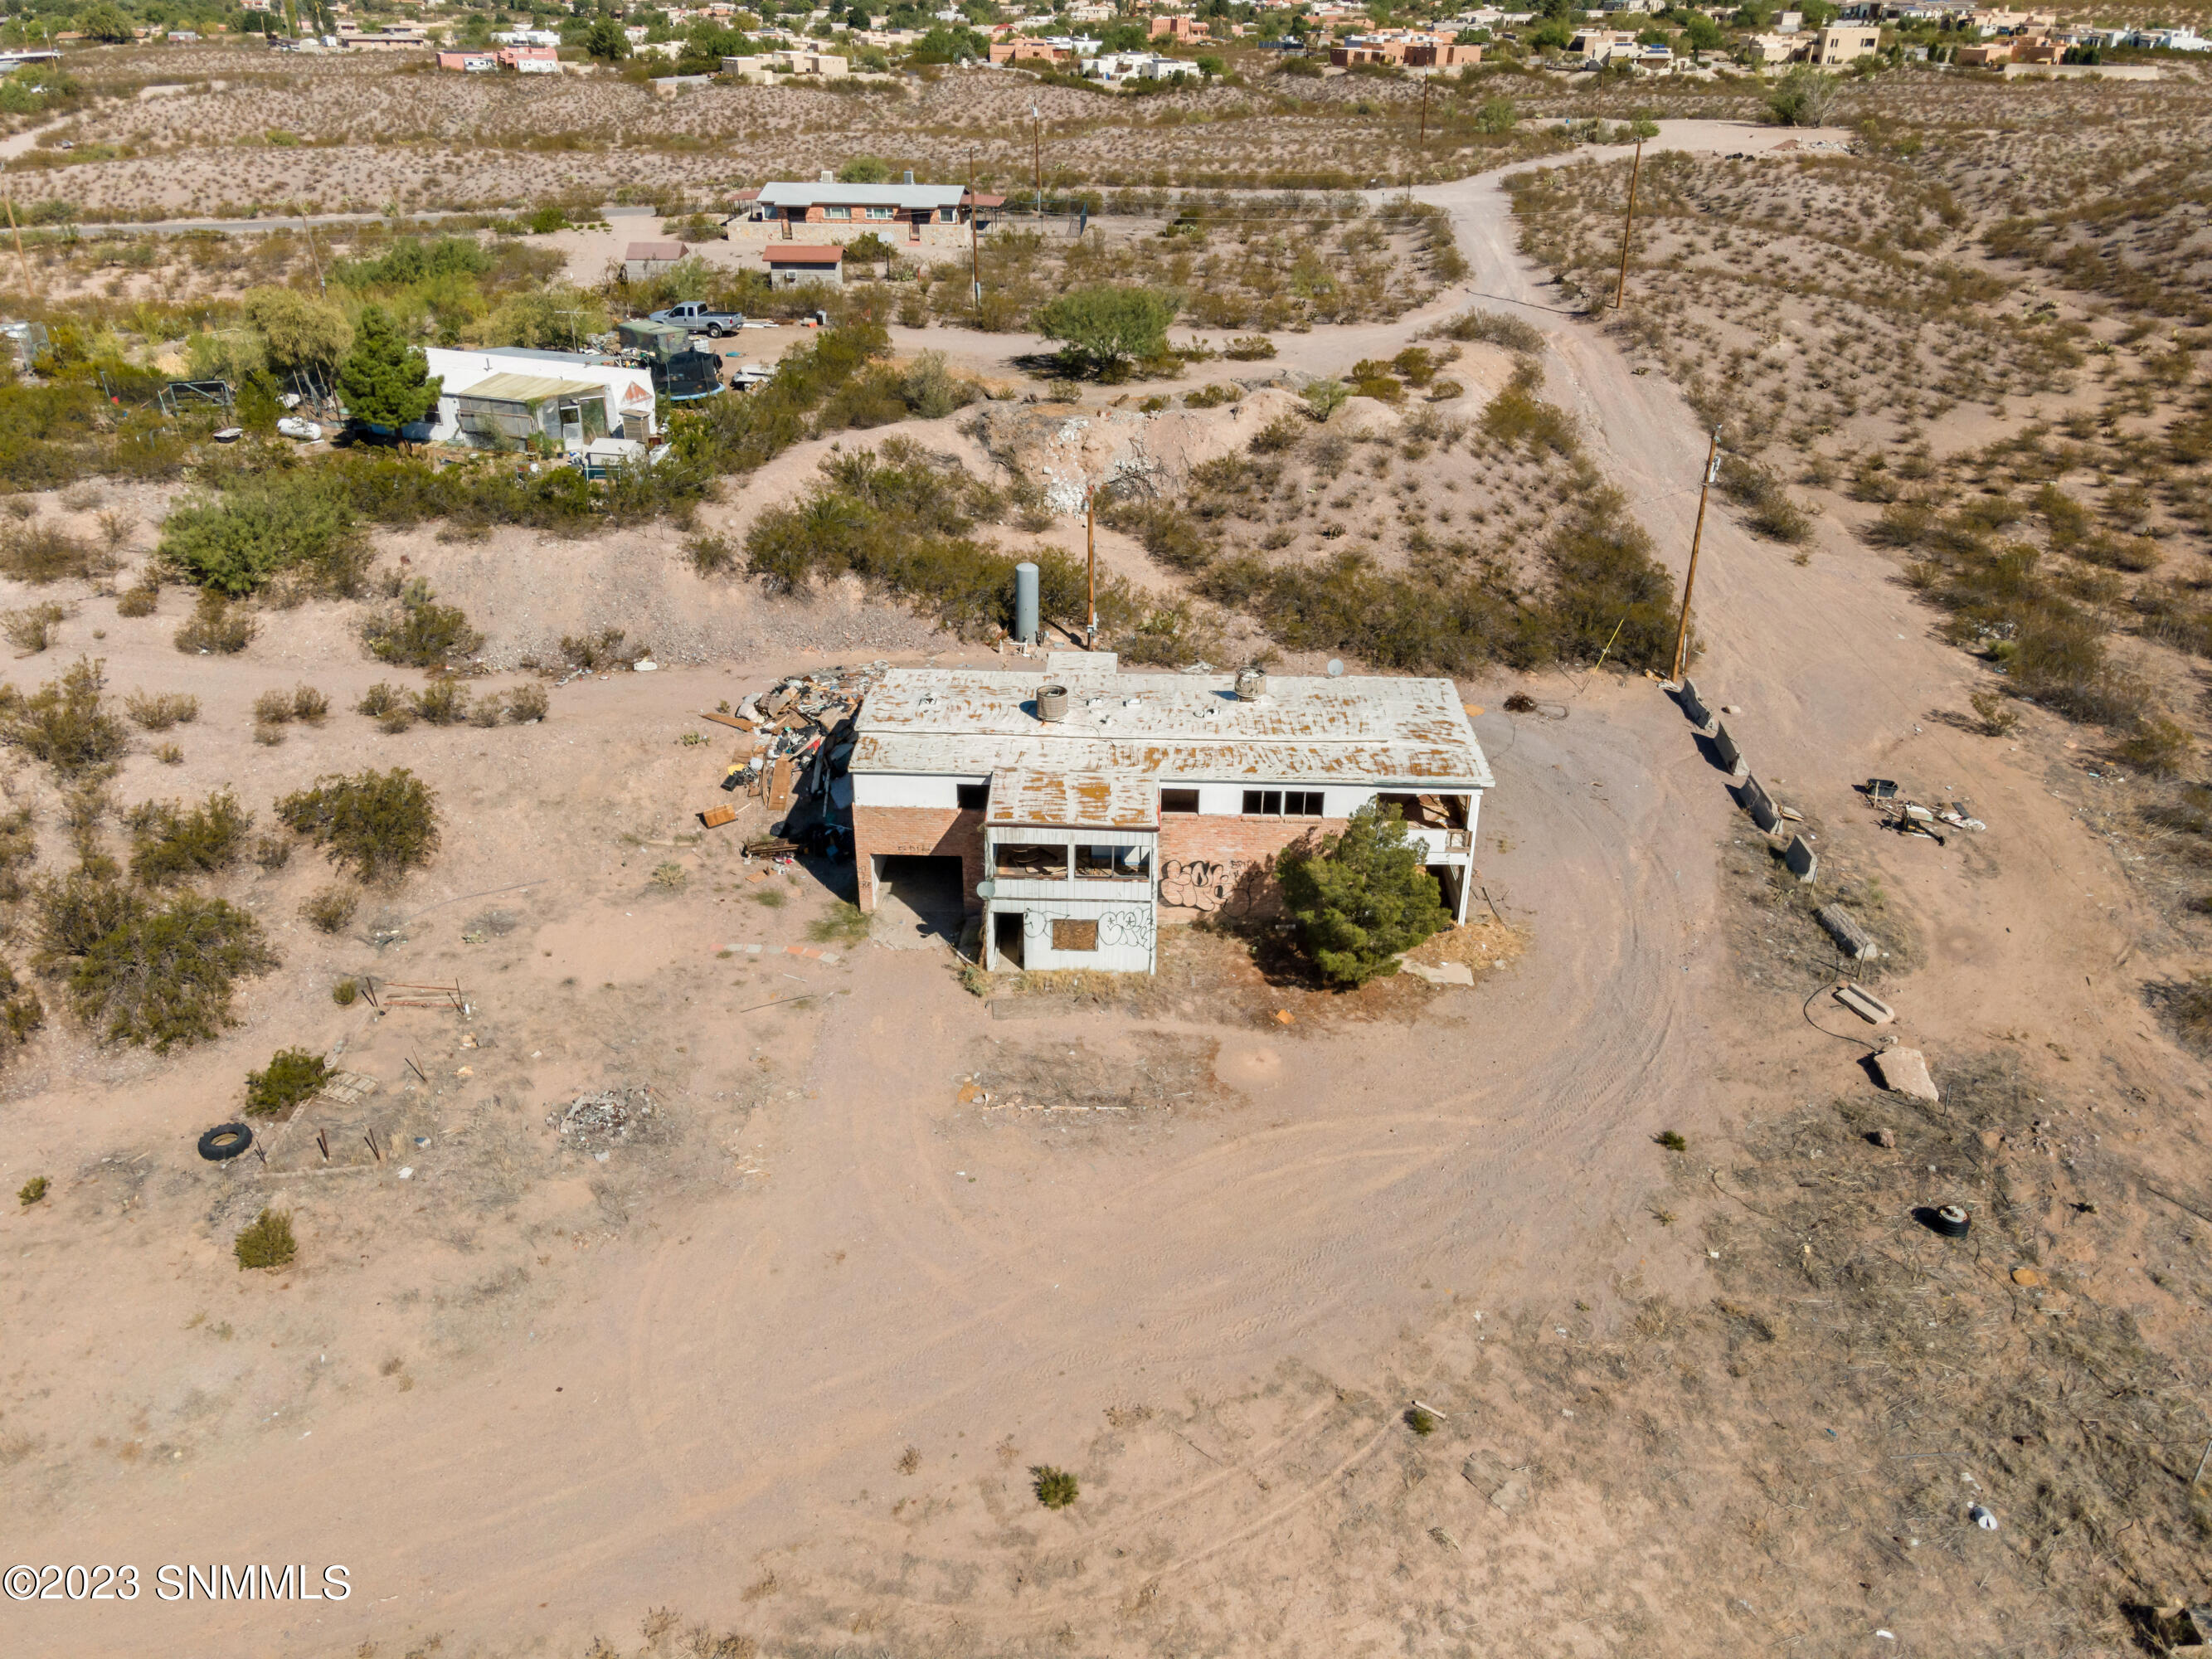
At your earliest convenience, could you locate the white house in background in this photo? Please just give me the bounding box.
[421,347,659,449]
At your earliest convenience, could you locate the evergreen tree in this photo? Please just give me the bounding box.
[335,306,441,432]
[1277,803,1452,987]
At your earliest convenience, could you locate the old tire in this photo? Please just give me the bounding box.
[1931,1204,1971,1238]
[197,1122,253,1162]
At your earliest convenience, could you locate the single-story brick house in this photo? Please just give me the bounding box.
[622,240,690,282]
[849,653,1491,973]
[746,177,995,241]
[761,244,844,288]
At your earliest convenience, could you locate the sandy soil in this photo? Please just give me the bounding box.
[0,117,2202,1657]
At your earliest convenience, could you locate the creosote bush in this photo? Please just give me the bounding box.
[174,591,255,654]
[0,655,128,774]
[302,884,359,934]
[233,1207,296,1272]
[3,601,66,655]
[1031,1466,1079,1509]
[276,770,440,883]
[362,579,484,669]
[17,1174,46,1205]
[243,1047,329,1118]
[63,890,278,1052]
[124,688,198,730]
[127,788,251,886]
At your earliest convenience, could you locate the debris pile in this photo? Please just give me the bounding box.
[701,662,884,853]
[549,1087,657,1148]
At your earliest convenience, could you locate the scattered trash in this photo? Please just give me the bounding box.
[197,1122,254,1162]
[1923,1204,1971,1239]
[1969,1503,1998,1530]
[1273,1009,1295,1025]
[549,1087,657,1150]
[397,1166,414,1180]
[1865,778,1898,800]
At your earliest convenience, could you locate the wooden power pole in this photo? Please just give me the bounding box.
[1032,105,1042,220]
[1418,80,1432,145]
[967,146,981,316]
[1614,135,1644,311]
[1670,427,1723,684]
[2,190,32,302]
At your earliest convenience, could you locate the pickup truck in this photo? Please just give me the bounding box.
[645,301,746,337]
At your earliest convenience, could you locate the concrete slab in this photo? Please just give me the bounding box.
[1785,834,1817,883]
[1404,960,1475,986]
[1834,983,1894,1024]
[1713,722,1748,777]
[1742,775,1781,833]
[1873,1047,1938,1102]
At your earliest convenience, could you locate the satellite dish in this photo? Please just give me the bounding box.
[1326,659,1344,677]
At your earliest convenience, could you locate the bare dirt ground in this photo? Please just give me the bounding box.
[2,118,2210,1659]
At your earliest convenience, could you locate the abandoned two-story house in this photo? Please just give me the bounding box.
[848,654,1492,973]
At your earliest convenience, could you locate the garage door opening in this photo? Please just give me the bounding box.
[872,855,967,948]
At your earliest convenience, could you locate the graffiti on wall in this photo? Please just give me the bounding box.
[1097,907,1155,951]
[1159,856,1264,916]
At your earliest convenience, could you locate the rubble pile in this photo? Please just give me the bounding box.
[550,1087,657,1148]
[718,662,886,836]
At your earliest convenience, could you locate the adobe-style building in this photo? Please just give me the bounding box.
[848,654,1491,973]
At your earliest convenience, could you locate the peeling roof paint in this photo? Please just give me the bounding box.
[852,668,1492,790]
[986,768,1159,829]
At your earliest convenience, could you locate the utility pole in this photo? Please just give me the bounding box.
[968,146,981,316]
[1670,427,1722,684]
[1614,134,1643,311]
[1418,79,1432,145]
[302,219,326,294]
[1032,104,1042,221]
[1085,484,1099,649]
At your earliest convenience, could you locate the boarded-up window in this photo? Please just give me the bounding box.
[1051,918,1099,951]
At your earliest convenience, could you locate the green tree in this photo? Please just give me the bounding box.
[1766,64,1840,126]
[79,2,134,43]
[584,16,631,59]
[1680,12,1723,51]
[335,305,441,432]
[242,285,352,373]
[910,23,984,61]
[1276,803,1451,987]
[837,155,890,182]
[1034,285,1179,377]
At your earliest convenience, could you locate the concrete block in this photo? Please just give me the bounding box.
[1712,722,1748,777]
[1677,677,1714,731]
[1742,775,1782,833]
[1873,1047,1939,1102]
[1403,960,1475,986]
[1816,902,1876,960]
[1784,833,1817,883]
[1834,983,1894,1024]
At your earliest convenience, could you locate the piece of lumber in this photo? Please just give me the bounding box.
[699,805,738,830]
[1816,902,1877,961]
[701,711,746,730]
[1834,983,1894,1025]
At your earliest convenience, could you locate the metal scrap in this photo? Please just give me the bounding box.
[549,1087,657,1148]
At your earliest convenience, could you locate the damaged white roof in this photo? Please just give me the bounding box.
[850,668,1492,789]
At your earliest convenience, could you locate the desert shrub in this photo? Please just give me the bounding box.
[0,956,41,1052]
[66,891,278,1052]
[506,684,549,723]
[1031,1466,1079,1509]
[124,689,198,730]
[3,601,66,655]
[1034,285,1179,377]
[252,830,292,868]
[17,1175,46,1205]
[361,579,484,668]
[410,680,471,725]
[128,788,252,886]
[1427,377,1466,401]
[1104,499,1216,573]
[1404,1405,1438,1436]
[1223,335,1277,361]
[243,1047,328,1117]
[1303,379,1350,421]
[31,872,143,963]
[158,476,370,597]
[1277,802,1451,987]
[331,976,357,1006]
[468,696,503,729]
[1,655,127,774]
[1184,383,1239,409]
[253,722,284,747]
[1717,456,1812,545]
[1767,65,1840,128]
[115,581,158,618]
[302,883,359,933]
[1481,370,1577,458]
[251,687,294,726]
[2117,716,2193,776]
[174,591,256,654]
[897,349,982,418]
[233,1208,296,1271]
[559,627,644,671]
[1969,688,2020,736]
[0,518,108,584]
[291,684,329,723]
[689,532,737,575]
[276,769,440,883]
[0,807,36,902]
[356,682,405,718]
[1250,413,1305,455]
[1427,308,1544,354]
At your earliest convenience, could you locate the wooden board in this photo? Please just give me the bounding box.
[701,711,746,731]
[766,756,794,810]
[699,805,738,829]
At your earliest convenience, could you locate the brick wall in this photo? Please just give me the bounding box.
[853,805,986,912]
[1157,813,1338,922]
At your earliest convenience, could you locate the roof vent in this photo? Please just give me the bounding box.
[903,169,916,185]
[1036,684,1069,722]
[819,168,834,184]
[1234,667,1268,702]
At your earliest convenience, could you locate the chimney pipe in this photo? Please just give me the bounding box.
[1014,561,1039,645]
[1234,667,1268,701]
[904,168,916,185]
[1036,684,1069,722]
[819,168,834,184]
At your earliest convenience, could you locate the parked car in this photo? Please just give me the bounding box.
[645,300,746,337]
